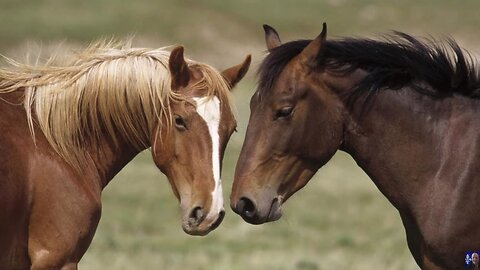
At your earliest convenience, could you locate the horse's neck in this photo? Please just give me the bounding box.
[341,86,480,211]
[8,88,144,189]
[85,136,143,188]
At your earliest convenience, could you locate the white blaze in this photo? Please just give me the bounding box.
[193,97,224,219]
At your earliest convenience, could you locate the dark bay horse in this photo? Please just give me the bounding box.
[0,41,250,269]
[231,23,480,269]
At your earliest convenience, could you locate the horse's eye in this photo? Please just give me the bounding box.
[275,106,293,119]
[174,115,187,130]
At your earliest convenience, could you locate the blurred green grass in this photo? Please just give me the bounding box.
[1,0,479,269]
[2,0,480,43]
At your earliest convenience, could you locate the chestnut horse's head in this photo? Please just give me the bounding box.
[153,46,250,235]
[231,24,347,224]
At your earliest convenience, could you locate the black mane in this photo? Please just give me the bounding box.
[258,33,480,101]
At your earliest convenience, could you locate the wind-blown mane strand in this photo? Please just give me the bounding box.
[0,41,232,169]
[258,33,480,101]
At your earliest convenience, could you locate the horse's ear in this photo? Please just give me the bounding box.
[300,22,327,69]
[221,54,251,90]
[263,24,282,51]
[169,46,191,90]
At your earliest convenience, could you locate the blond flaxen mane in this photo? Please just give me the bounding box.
[0,40,232,168]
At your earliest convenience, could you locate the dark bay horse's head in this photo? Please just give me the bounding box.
[153,46,251,235]
[231,24,347,224]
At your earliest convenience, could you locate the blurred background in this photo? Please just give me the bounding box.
[2,0,479,269]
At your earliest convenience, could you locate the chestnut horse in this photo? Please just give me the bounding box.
[231,23,480,269]
[0,42,250,269]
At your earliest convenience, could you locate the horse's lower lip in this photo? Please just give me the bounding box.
[266,197,282,222]
[182,211,225,236]
[182,223,211,236]
[209,210,225,231]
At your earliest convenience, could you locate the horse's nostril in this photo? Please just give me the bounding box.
[188,206,204,226]
[238,197,256,219]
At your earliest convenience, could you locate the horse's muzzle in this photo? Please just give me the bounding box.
[232,196,282,224]
[182,207,225,236]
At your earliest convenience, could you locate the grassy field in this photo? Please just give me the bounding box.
[1,1,479,269]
